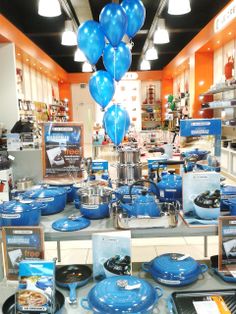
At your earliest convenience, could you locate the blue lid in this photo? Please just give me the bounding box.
[52,216,90,232]
[88,275,158,313]
[221,185,236,196]
[150,253,200,280]
[24,185,66,199]
[0,199,39,214]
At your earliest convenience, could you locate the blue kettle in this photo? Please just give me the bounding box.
[121,180,161,217]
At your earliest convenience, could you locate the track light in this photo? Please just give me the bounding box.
[61,20,77,46]
[153,18,169,44]
[140,60,151,71]
[145,46,158,61]
[168,0,191,15]
[82,62,93,72]
[38,0,61,17]
[74,48,86,62]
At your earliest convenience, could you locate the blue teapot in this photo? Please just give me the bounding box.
[121,180,161,217]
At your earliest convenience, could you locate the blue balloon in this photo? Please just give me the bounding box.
[121,0,146,38]
[99,3,127,47]
[103,42,132,81]
[103,104,130,145]
[124,110,131,132]
[77,20,105,65]
[89,71,115,110]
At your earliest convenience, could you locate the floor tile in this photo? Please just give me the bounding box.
[132,246,157,262]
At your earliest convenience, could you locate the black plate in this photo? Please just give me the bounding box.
[56,264,92,284]
[2,290,65,314]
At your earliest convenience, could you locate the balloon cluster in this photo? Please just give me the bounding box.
[77,0,146,145]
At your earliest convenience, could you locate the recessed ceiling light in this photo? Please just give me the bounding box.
[228,32,232,35]
[17,53,21,56]
[207,48,211,51]
[40,67,42,70]
[33,63,36,66]
[217,40,220,44]
[26,58,29,62]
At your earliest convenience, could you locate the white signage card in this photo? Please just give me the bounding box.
[214,0,236,33]
[193,301,220,314]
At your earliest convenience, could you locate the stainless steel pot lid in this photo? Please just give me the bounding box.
[118,147,140,153]
[78,186,113,197]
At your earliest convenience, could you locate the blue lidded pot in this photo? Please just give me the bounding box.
[142,253,208,286]
[0,199,41,227]
[181,148,210,161]
[81,275,162,314]
[23,185,67,215]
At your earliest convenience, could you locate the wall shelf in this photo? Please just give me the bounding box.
[200,85,236,95]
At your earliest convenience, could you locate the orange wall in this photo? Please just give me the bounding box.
[162,78,173,119]
[193,52,214,118]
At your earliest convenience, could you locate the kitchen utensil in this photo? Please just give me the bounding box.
[181,148,210,161]
[55,264,92,304]
[81,275,163,313]
[23,185,67,215]
[142,253,208,286]
[196,160,220,172]
[52,215,90,232]
[157,170,182,203]
[16,177,34,191]
[0,199,42,227]
[43,178,75,203]
[118,147,140,164]
[77,186,116,219]
[2,290,65,314]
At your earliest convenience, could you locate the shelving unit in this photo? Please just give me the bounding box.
[141,83,162,131]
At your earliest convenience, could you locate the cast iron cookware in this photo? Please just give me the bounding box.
[81,275,163,313]
[0,199,42,227]
[142,253,208,286]
[103,255,131,277]
[23,185,67,215]
[55,264,92,303]
[2,290,65,314]
[52,215,90,232]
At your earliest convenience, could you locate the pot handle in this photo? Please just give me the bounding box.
[80,297,91,310]
[167,295,174,314]
[141,262,150,272]
[155,286,163,298]
[200,263,208,273]
[69,282,77,303]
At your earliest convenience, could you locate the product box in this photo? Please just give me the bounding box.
[180,119,221,173]
[16,260,55,314]
[92,231,131,281]
[7,133,21,151]
[182,171,221,218]
[0,167,13,202]
[92,160,109,179]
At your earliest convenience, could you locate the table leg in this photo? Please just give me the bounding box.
[57,240,61,262]
[204,236,208,258]
[0,242,4,280]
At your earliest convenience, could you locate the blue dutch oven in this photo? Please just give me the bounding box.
[81,275,163,314]
[157,171,182,203]
[48,184,73,203]
[224,198,236,216]
[221,185,236,210]
[142,253,208,286]
[0,199,41,227]
[23,186,67,215]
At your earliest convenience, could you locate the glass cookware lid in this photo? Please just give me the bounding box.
[151,253,200,278]
[87,275,157,313]
[23,185,66,198]
[0,199,38,213]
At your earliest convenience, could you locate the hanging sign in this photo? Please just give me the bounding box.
[42,122,84,179]
[2,226,44,280]
[214,0,236,33]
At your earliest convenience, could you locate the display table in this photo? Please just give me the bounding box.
[0,262,235,313]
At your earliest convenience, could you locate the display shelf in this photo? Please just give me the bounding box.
[200,85,236,95]
[222,124,236,128]
[0,261,235,314]
[201,105,236,110]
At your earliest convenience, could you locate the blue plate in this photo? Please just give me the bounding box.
[52,216,90,232]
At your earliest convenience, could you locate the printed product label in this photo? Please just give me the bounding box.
[36,197,54,202]
[157,277,181,285]
[82,205,99,209]
[165,189,177,192]
[160,190,165,198]
[1,214,21,219]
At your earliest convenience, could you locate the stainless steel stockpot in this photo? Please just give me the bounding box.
[118,147,140,164]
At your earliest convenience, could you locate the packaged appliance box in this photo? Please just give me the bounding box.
[92,231,131,281]
[16,260,55,314]
[92,160,109,179]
